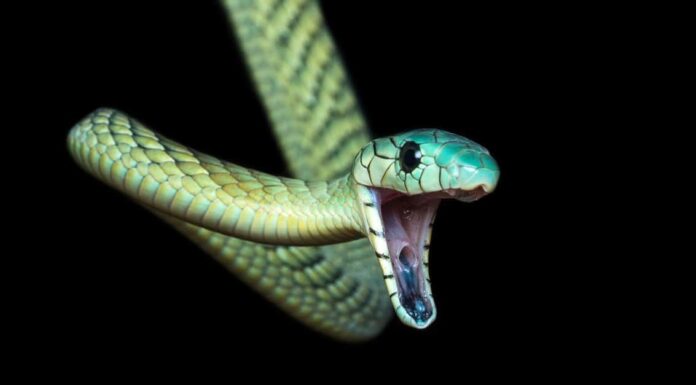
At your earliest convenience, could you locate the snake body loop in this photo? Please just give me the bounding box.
[68,0,500,341]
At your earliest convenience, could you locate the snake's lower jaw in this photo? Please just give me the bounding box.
[367,188,440,328]
[395,246,436,328]
[364,178,498,328]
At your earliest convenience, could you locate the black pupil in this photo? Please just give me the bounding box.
[400,141,421,172]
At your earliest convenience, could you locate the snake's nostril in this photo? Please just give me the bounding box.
[480,152,499,171]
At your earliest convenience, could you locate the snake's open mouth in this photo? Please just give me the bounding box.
[373,186,488,326]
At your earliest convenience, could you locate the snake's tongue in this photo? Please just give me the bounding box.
[380,192,439,327]
[393,245,432,324]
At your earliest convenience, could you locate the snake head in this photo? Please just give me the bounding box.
[352,129,500,329]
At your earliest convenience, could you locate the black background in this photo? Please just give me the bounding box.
[15,0,639,374]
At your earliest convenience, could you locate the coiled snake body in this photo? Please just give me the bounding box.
[68,0,500,341]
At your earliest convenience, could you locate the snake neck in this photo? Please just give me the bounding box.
[268,173,365,245]
[196,169,367,246]
[67,109,366,247]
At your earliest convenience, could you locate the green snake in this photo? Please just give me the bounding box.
[67,0,500,341]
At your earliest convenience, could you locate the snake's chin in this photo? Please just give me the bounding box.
[373,186,490,326]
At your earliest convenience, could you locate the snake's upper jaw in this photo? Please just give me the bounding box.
[446,186,488,202]
[452,167,499,202]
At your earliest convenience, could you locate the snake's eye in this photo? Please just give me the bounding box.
[399,141,422,173]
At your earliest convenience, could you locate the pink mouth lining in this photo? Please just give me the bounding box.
[373,187,488,323]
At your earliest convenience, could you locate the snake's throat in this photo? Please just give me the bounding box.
[378,189,440,326]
